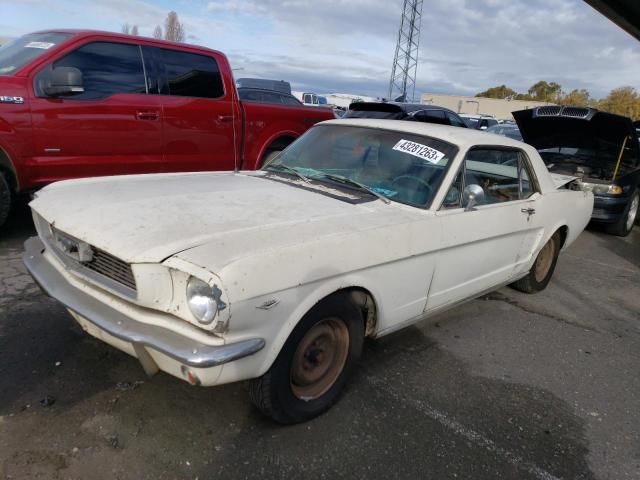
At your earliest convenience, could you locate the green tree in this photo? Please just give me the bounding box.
[559,89,591,107]
[475,85,518,99]
[527,81,562,103]
[121,23,139,35]
[164,11,185,42]
[597,86,640,120]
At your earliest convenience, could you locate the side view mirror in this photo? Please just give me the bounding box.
[462,184,485,211]
[43,67,84,97]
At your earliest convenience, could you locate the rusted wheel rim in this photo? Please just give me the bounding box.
[290,318,349,401]
[534,238,556,283]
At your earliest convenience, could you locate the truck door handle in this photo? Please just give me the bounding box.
[217,114,233,123]
[136,111,160,121]
[521,208,536,215]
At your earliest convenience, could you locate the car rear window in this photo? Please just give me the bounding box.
[0,32,73,75]
[157,48,224,99]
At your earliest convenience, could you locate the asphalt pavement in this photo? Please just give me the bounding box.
[0,199,638,480]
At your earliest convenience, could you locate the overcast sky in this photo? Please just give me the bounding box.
[3,0,639,99]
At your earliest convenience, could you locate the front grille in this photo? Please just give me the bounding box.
[83,248,137,291]
[561,107,590,118]
[534,106,594,120]
[536,106,562,116]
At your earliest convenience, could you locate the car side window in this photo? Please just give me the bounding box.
[39,41,146,100]
[156,48,224,99]
[446,113,467,128]
[413,110,448,125]
[519,153,536,199]
[465,149,521,204]
[281,95,301,105]
[441,148,535,209]
[442,168,463,208]
[261,91,281,104]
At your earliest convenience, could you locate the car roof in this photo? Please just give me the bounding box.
[238,87,291,95]
[349,102,458,115]
[31,29,222,54]
[318,118,528,149]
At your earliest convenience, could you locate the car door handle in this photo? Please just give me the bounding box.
[521,208,536,215]
[136,111,160,121]
[217,114,234,123]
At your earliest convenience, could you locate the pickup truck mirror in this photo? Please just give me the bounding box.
[43,67,84,97]
[462,184,485,211]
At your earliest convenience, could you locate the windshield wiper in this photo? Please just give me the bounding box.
[318,173,391,204]
[264,163,310,183]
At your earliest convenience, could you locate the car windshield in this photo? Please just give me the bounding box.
[262,125,458,208]
[0,32,73,75]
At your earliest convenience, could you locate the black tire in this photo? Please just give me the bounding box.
[0,172,11,229]
[510,232,561,294]
[605,189,639,237]
[249,293,364,424]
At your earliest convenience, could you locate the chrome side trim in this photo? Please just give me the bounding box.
[23,237,265,368]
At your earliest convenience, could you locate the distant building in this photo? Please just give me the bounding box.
[420,92,555,120]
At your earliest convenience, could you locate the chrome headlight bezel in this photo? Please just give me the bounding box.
[186,276,227,327]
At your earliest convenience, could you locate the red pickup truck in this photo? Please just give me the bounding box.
[0,30,334,227]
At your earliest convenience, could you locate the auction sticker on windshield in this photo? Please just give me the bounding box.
[392,139,445,164]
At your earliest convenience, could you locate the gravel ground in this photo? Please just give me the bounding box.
[0,199,638,480]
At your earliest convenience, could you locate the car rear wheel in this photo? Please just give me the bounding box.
[249,293,364,424]
[0,172,11,229]
[605,189,639,237]
[510,232,561,294]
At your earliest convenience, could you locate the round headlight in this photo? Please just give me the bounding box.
[186,277,219,325]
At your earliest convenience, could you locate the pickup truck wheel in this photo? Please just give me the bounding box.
[605,189,639,237]
[510,232,560,294]
[249,293,364,424]
[0,172,11,229]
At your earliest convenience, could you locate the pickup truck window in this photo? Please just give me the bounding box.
[157,48,224,99]
[40,41,146,99]
[0,32,72,75]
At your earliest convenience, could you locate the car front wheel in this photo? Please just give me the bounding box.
[606,189,639,237]
[249,293,364,424]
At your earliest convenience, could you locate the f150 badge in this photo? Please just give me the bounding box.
[0,96,25,104]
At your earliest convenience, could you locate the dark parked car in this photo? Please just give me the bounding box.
[460,114,499,130]
[343,102,468,128]
[237,87,303,106]
[486,123,523,141]
[514,106,640,236]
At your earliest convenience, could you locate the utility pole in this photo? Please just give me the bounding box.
[388,0,424,103]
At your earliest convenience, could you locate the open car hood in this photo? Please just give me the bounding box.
[513,107,639,169]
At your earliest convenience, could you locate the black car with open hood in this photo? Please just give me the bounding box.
[514,106,640,236]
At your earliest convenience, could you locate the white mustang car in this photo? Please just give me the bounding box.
[24,119,593,423]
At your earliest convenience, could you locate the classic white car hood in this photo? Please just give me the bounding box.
[31,172,410,265]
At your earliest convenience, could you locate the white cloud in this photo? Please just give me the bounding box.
[4,0,640,98]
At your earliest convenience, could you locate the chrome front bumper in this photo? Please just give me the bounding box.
[23,236,265,369]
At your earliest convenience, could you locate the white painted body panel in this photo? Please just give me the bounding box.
[29,119,594,387]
